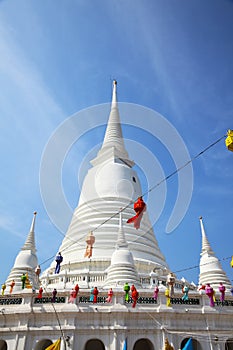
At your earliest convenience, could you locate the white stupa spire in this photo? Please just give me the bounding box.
[22,211,37,252]
[103,211,141,288]
[199,216,213,255]
[91,80,134,167]
[6,212,39,291]
[102,80,124,146]
[198,216,231,290]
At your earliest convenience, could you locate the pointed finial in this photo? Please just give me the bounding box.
[30,211,37,233]
[111,79,118,106]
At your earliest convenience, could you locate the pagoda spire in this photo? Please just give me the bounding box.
[199,216,214,256]
[198,216,231,290]
[22,211,37,253]
[91,80,134,167]
[102,80,124,147]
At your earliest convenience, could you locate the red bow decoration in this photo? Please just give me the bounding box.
[127,197,146,229]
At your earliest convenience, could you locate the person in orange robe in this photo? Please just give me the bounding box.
[84,232,95,258]
[9,280,15,294]
[127,197,146,229]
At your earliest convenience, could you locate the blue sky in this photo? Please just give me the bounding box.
[0,0,233,287]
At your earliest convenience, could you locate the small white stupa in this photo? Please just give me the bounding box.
[103,211,141,289]
[6,212,39,292]
[198,216,231,290]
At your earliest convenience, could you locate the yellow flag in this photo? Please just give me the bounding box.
[230,256,233,268]
[45,338,61,350]
[225,130,233,152]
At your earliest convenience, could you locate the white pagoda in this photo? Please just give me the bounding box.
[1,81,233,350]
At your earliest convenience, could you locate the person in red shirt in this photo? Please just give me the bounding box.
[131,286,139,308]
[93,287,99,303]
[74,284,79,298]
[38,286,43,299]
